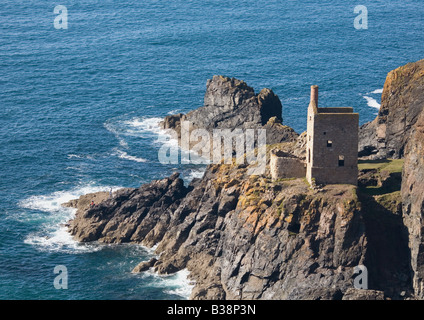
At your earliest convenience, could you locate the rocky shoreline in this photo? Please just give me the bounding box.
[64,59,424,300]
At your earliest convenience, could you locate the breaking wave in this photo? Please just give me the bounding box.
[19,184,120,253]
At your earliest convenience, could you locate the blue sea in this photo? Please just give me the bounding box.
[0,0,423,300]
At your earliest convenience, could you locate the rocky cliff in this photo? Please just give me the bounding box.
[66,165,367,299]
[65,173,189,244]
[358,59,424,298]
[359,59,424,159]
[65,160,411,299]
[402,111,424,298]
[65,65,424,300]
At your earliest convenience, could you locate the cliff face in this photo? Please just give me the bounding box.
[358,59,424,298]
[359,59,424,159]
[66,164,372,299]
[155,166,369,300]
[67,161,412,299]
[402,111,424,297]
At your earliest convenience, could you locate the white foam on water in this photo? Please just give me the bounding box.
[145,243,159,256]
[163,269,195,299]
[363,96,381,109]
[105,116,165,162]
[371,88,383,94]
[119,139,129,148]
[68,154,82,159]
[115,149,147,163]
[104,120,130,149]
[106,116,180,151]
[19,184,121,253]
[67,154,94,160]
[167,109,181,115]
[139,268,195,299]
[24,225,100,254]
[105,116,169,162]
[124,117,164,136]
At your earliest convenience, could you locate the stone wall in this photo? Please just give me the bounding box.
[270,150,306,180]
[309,112,359,185]
[306,86,359,186]
[309,166,358,185]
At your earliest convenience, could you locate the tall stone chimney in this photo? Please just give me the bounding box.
[310,85,318,107]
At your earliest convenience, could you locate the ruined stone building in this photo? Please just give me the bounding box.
[306,85,359,185]
[271,85,359,186]
[270,149,306,180]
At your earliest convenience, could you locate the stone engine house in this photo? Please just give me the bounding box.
[270,85,359,186]
[306,85,359,185]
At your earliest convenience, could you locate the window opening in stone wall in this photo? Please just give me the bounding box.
[338,155,345,167]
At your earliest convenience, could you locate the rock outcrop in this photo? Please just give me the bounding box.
[67,173,189,244]
[154,168,368,300]
[341,288,385,300]
[160,75,298,146]
[359,59,424,159]
[358,59,424,298]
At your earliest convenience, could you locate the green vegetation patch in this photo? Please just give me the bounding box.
[358,159,404,173]
[375,191,402,214]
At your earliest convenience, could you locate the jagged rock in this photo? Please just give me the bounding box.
[263,117,299,145]
[132,258,158,273]
[161,113,186,133]
[342,288,385,300]
[62,191,110,211]
[359,59,424,159]
[67,173,189,244]
[292,131,307,160]
[160,75,296,145]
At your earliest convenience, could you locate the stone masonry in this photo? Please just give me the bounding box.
[270,85,359,186]
[306,86,359,185]
[270,149,306,180]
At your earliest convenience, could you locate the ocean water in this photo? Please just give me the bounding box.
[0,0,423,299]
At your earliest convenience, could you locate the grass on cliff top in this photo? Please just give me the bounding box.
[375,191,402,214]
[358,158,404,173]
[358,159,404,197]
